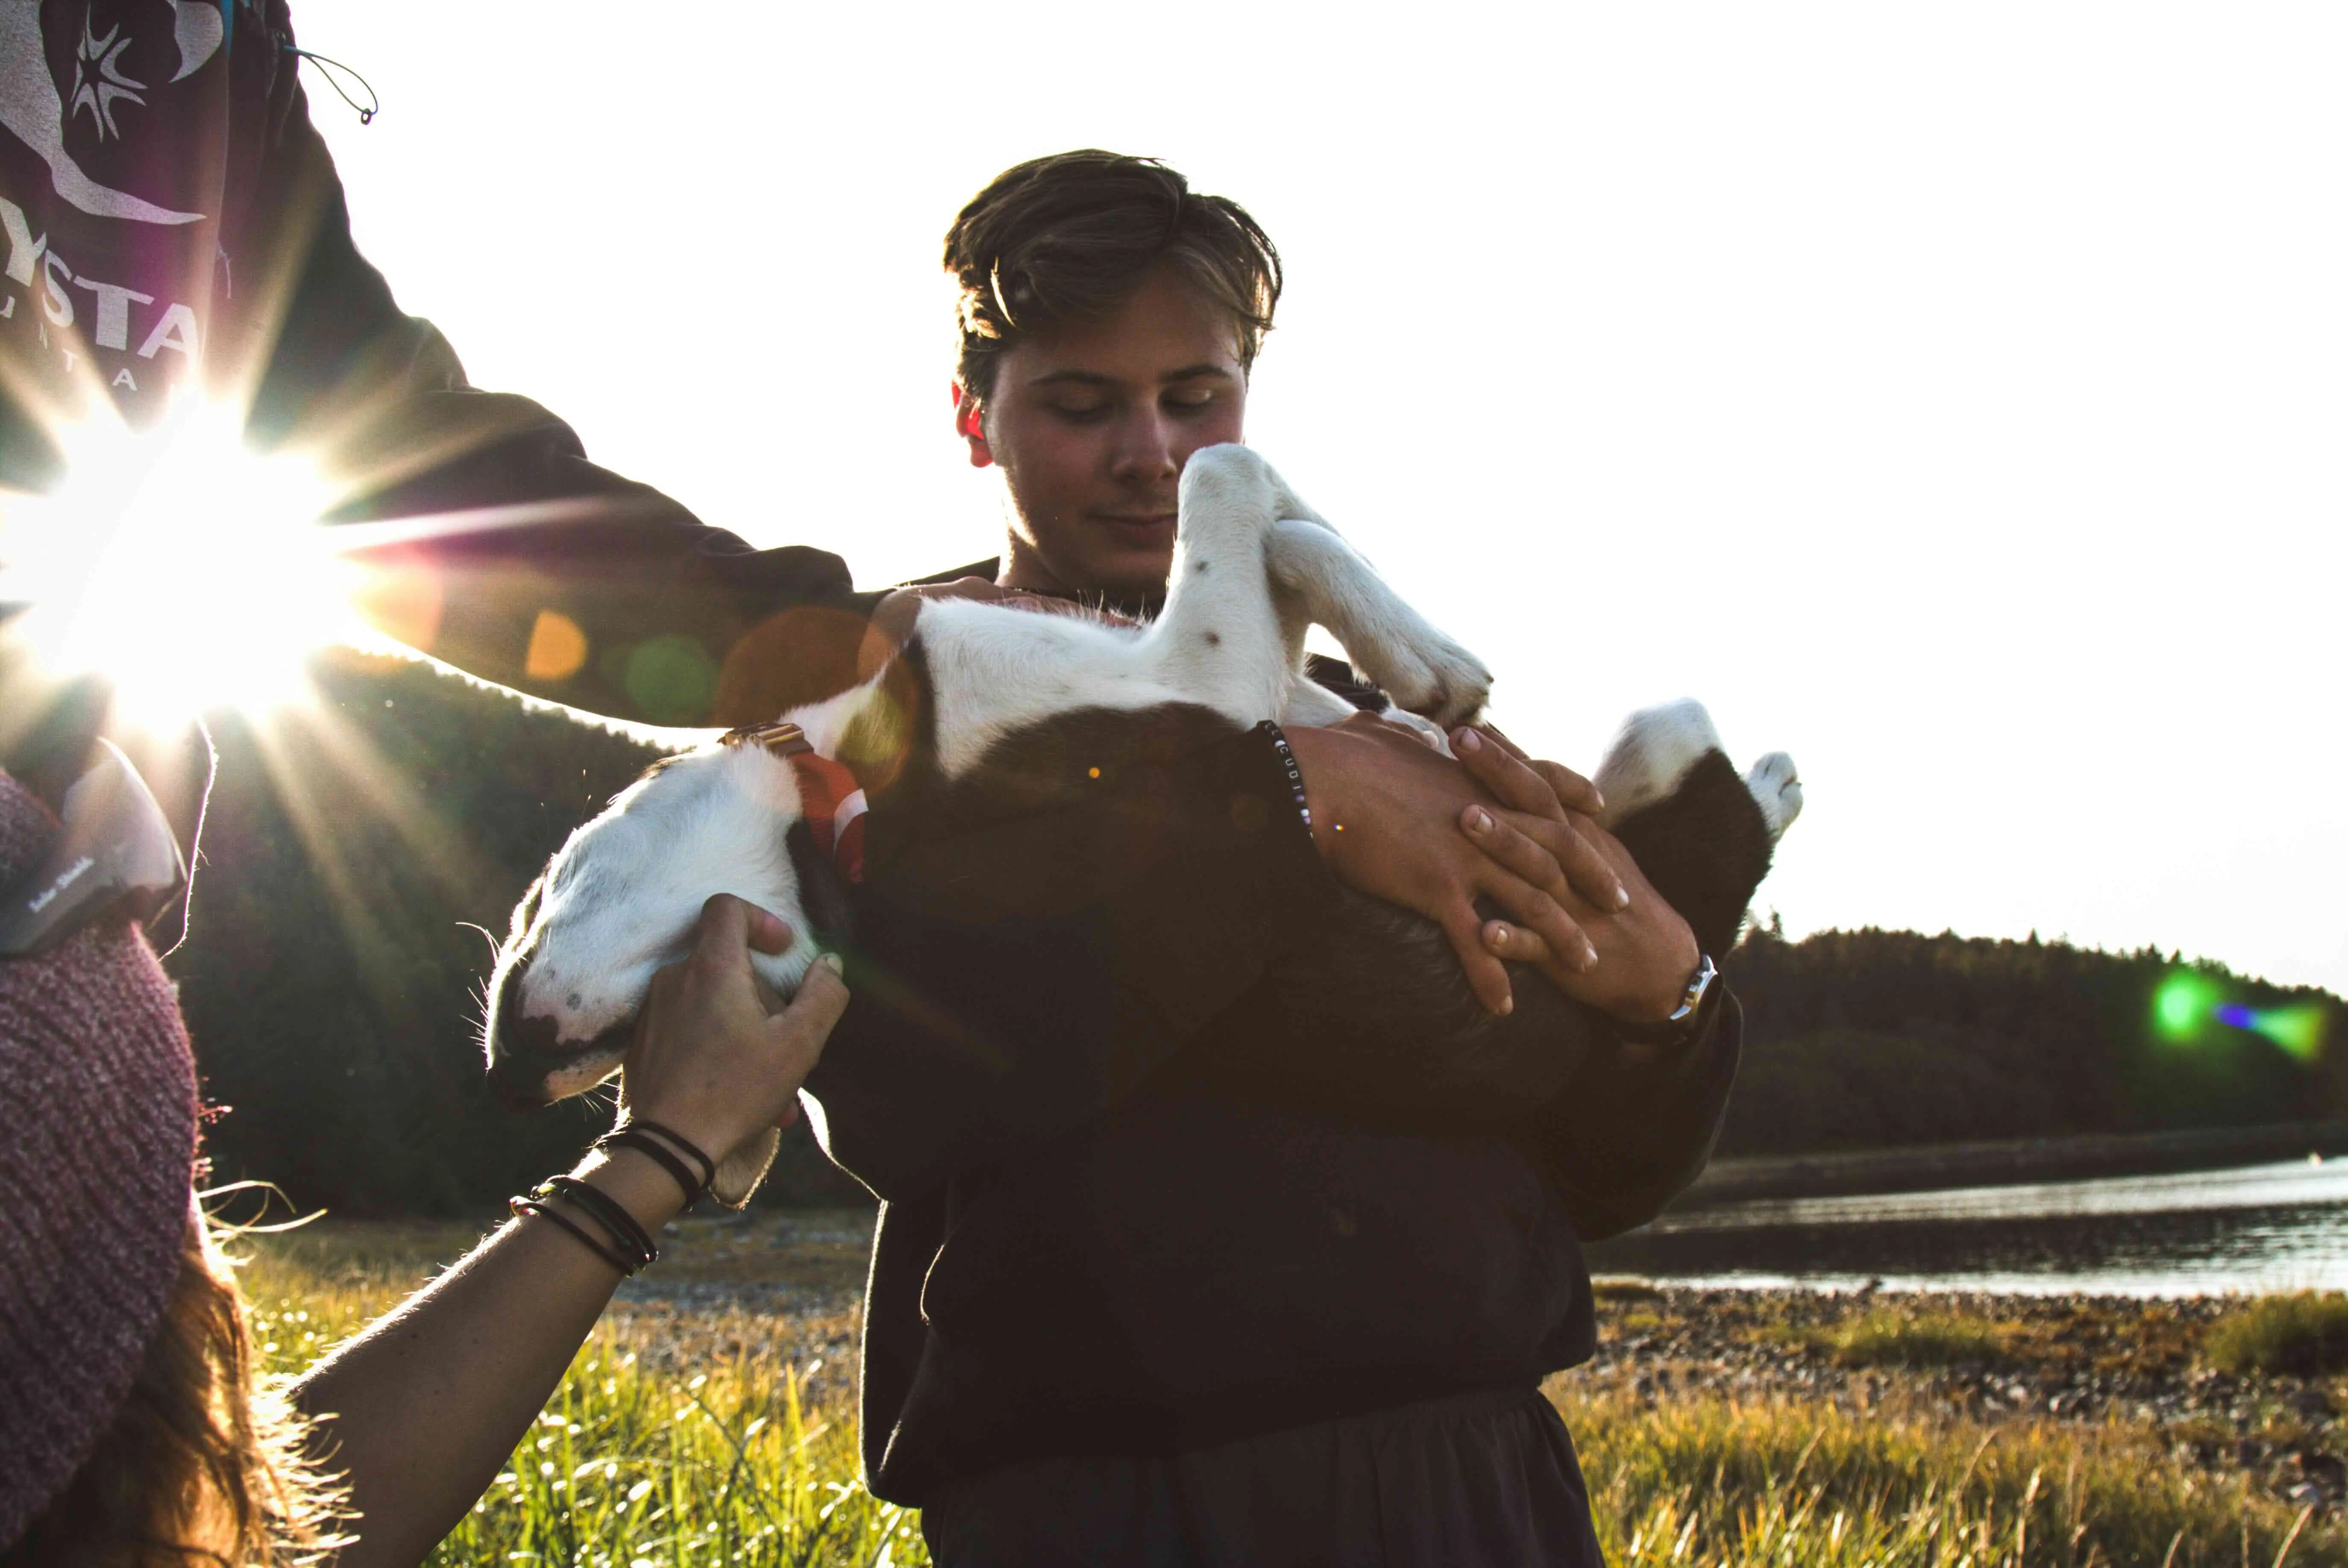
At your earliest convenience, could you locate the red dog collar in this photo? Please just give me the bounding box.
[723,722,866,884]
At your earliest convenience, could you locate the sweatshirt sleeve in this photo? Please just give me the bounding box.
[229,53,872,726]
[1521,988,1743,1242]
[803,723,1333,1201]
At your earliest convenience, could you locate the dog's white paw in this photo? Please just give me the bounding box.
[1360,623,1494,729]
[1746,751,1803,842]
[1593,699,1723,828]
[1263,518,1493,728]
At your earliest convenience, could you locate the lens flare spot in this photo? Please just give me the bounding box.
[524,608,589,682]
[621,635,718,725]
[2151,970,2222,1045]
[2250,1004,2327,1063]
[2152,969,2329,1063]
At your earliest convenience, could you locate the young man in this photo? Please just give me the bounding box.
[798,151,1740,1565]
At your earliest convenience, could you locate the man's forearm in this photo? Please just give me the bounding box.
[1522,989,1743,1242]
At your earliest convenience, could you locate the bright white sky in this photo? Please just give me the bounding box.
[299,1,2347,997]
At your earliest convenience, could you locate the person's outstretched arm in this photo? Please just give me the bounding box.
[290,897,843,1568]
[230,36,876,726]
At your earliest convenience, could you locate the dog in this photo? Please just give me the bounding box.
[483,444,1802,1201]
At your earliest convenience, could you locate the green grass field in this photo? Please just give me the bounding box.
[241,1222,2342,1567]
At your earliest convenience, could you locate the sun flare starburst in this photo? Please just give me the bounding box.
[0,404,361,728]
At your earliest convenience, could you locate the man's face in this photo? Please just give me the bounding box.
[959,267,1247,605]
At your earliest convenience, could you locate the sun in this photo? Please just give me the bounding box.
[0,403,363,730]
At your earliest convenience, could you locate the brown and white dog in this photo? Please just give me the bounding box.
[482,445,1801,1201]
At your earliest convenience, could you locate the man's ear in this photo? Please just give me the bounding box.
[952,384,994,469]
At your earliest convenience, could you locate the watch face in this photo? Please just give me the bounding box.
[1666,955,1719,1024]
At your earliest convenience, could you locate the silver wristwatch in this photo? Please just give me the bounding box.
[1615,952,1719,1049]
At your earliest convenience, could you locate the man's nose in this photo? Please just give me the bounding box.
[1107,408,1181,484]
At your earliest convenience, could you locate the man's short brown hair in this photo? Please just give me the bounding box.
[945,151,1282,409]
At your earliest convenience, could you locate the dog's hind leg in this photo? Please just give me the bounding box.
[1592,699,1727,831]
[1594,699,1803,848]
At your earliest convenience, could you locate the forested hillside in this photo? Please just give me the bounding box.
[1718,923,2341,1157]
[171,652,2342,1213]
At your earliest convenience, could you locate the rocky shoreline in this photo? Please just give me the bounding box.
[1574,1284,2344,1514]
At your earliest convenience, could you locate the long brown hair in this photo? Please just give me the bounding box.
[5,1212,346,1568]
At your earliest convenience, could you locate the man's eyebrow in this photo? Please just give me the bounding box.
[1023,364,1239,388]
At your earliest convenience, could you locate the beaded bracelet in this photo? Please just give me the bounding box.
[1256,721,1313,835]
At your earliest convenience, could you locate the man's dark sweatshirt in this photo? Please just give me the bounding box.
[802,643,1742,1504]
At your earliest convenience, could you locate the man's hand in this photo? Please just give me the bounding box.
[622,895,849,1169]
[1285,713,1628,1016]
[1450,726,1700,1025]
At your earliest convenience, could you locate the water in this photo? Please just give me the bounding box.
[1584,1157,2348,1297]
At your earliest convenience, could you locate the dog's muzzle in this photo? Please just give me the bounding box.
[483,961,633,1109]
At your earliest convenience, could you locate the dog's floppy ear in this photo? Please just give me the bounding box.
[725,721,858,947]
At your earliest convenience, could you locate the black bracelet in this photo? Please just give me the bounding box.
[599,1127,706,1210]
[619,1119,717,1195]
[540,1176,659,1272]
[510,1195,637,1277]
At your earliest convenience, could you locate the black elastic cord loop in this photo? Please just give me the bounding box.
[623,1120,717,1194]
[542,1176,657,1271]
[511,1195,634,1277]
[286,47,379,124]
[600,1127,704,1210]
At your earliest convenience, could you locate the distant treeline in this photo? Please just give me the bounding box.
[172,652,2342,1214]
[1717,922,2342,1157]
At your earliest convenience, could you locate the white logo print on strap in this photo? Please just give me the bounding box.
[0,0,223,225]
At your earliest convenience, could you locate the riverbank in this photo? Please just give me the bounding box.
[1576,1282,2344,1516]
[243,1216,2343,1564]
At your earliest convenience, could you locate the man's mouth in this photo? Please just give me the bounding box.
[1094,512,1177,542]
